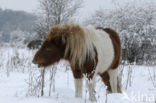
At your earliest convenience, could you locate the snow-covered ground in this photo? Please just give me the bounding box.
[0,47,156,103]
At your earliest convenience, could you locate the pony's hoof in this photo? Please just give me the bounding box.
[89,96,97,102]
[75,94,82,98]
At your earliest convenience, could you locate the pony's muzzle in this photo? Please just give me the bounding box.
[32,60,40,68]
[32,59,37,64]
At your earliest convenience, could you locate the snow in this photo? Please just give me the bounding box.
[0,47,156,103]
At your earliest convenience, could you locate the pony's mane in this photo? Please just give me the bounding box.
[47,23,96,67]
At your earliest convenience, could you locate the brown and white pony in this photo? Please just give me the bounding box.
[33,23,121,101]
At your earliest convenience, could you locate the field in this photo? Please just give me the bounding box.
[0,47,156,103]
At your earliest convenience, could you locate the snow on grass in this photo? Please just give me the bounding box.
[0,47,156,103]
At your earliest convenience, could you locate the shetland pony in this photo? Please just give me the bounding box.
[33,23,121,101]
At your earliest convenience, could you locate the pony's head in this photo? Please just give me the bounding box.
[33,25,67,67]
[33,24,86,68]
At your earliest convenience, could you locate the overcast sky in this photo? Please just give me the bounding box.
[0,0,38,12]
[0,0,155,19]
[0,0,115,12]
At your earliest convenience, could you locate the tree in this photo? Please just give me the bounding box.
[85,3,156,64]
[35,0,83,39]
[10,28,25,45]
[10,28,37,47]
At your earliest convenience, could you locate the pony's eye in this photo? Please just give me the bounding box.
[45,48,52,51]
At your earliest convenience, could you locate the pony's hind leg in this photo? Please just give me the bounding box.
[100,71,112,93]
[71,68,83,97]
[100,69,122,93]
[108,69,118,93]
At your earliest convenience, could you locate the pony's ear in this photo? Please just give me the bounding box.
[47,25,61,41]
[47,25,67,45]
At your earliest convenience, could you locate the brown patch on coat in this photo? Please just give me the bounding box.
[33,39,65,68]
[96,27,121,70]
[70,48,98,80]
[81,48,98,80]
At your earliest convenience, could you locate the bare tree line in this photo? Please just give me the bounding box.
[85,3,156,65]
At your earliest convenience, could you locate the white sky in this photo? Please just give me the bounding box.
[0,0,155,18]
[0,0,113,12]
[0,0,39,12]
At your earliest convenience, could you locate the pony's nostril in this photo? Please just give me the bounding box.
[32,59,37,64]
[38,64,41,68]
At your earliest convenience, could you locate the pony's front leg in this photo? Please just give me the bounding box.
[74,78,83,97]
[86,79,96,101]
[71,69,83,97]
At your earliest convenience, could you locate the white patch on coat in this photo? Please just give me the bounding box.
[82,25,114,74]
